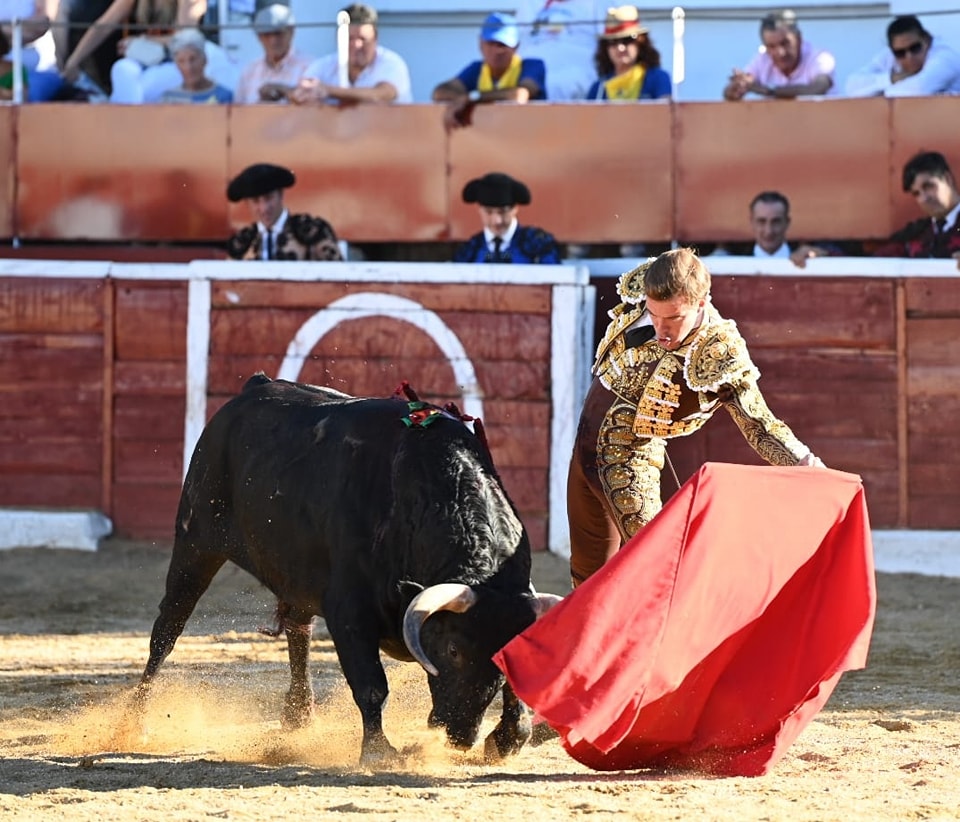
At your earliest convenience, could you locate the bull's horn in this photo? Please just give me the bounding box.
[402,583,477,676]
[532,593,564,619]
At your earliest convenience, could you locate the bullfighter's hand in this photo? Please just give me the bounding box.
[799,452,826,468]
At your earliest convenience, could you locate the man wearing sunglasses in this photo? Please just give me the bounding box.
[846,15,960,97]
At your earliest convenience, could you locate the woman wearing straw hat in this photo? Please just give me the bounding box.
[586,5,671,101]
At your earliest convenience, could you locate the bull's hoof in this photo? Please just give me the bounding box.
[280,700,314,730]
[483,720,532,762]
[359,738,399,768]
[529,722,560,746]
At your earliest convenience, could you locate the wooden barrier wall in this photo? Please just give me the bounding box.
[2,259,959,549]
[5,97,960,246]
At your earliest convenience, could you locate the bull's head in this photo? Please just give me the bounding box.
[402,583,561,750]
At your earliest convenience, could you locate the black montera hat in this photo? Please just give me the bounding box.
[227,163,296,202]
[462,172,531,207]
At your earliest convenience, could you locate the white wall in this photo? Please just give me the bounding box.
[219,3,960,103]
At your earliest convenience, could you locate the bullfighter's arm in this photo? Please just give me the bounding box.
[723,379,819,466]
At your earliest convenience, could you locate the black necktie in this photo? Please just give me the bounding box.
[265,231,274,260]
[492,236,502,261]
[936,217,947,235]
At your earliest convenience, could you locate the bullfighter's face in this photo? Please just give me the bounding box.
[479,204,518,238]
[645,294,706,351]
[247,189,285,229]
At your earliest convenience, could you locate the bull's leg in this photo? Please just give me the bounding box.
[135,548,226,703]
[323,595,397,765]
[484,681,533,762]
[280,605,315,729]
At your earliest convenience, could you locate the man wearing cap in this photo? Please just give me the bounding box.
[290,3,412,106]
[226,163,343,261]
[432,12,546,130]
[454,172,561,264]
[235,3,313,104]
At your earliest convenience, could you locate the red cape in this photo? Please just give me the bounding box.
[495,463,876,776]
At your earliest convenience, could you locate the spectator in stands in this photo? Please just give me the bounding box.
[723,9,835,101]
[290,3,411,106]
[234,3,311,104]
[0,26,28,100]
[432,12,546,131]
[747,191,838,267]
[61,0,234,104]
[871,151,960,260]
[226,162,343,261]
[586,6,670,101]
[515,0,604,101]
[58,0,119,96]
[454,172,561,264]
[160,26,232,103]
[845,15,960,98]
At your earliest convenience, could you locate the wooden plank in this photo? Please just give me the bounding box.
[212,281,552,315]
[907,433,960,465]
[0,343,103,383]
[0,106,13,238]
[907,394,960,436]
[113,395,185,440]
[0,409,99,439]
[486,425,550,470]
[909,497,960,529]
[0,438,101,473]
[906,318,960,366]
[0,278,104,333]
[113,438,183,484]
[102,280,115,516]
[498,466,548,512]
[0,473,101,507]
[521,513,547,553]
[904,278,960,317]
[713,278,896,349]
[114,360,187,395]
[896,280,908,527]
[110,481,181,538]
[114,281,188,361]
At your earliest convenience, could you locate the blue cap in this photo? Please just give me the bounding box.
[481,12,520,48]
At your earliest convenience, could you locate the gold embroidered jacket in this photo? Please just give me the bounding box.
[593,300,810,465]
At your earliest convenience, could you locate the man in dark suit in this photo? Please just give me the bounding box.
[872,151,960,259]
[453,172,561,264]
[226,163,342,261]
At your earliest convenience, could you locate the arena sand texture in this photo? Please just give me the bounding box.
[1,538,959,821]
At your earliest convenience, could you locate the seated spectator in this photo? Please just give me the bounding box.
[454,172,561,264]
[61,0,234,104]
[1,0,72,101]
[845,15,960,98]
[515,0,604,101]
[290,3,411,106]
[432,13,546,131]
[226,163,343,262]
[586,6,670,102]
[723,9,835,100]
[234,3,312,104]
[746,191,838,267]
[871,151,960,260]
[1,0,49,73]
[160,27,233,103]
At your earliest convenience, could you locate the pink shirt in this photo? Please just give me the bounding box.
[744,39,836,94]
[235,49,314,104]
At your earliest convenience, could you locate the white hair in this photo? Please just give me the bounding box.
[169,28,208,57]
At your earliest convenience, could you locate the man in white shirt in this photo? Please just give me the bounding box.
[514,0,604,101]
[234,3,313,104]
[845,15,960,98]
[290,3,411,106]
[748,191,834,267]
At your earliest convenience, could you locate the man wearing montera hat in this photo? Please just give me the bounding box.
[226,163,343,261]
[454,172,561,264]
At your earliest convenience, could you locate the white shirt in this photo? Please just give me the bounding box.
[484,219,518,255]
[235,48,314,105]
[258,209,289,260]
[514,0,605,101]
[753,242,791,259]
[303,45,413,103]
[845,39,960,97]
[743,39,837,95]
[938,201,960,233]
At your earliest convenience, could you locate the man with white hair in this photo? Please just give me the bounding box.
[234,3,312,103]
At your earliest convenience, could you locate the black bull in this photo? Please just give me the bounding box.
[135,375,561,764]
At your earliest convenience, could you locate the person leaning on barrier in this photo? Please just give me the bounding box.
[432,12,546,131]
[226,163,343,262]
[234,3,312,104]
[567,248,824,587]
[871,151,960,262]
[845,15,960,98]
[746,190,840,268]
[453,172,561,265]
[585,5,671,102]
[290,3,412,107]
[723,9,835,101]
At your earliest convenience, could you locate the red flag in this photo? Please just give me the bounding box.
[495,463,876,776]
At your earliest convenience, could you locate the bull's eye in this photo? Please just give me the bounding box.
[447,642,459,660]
